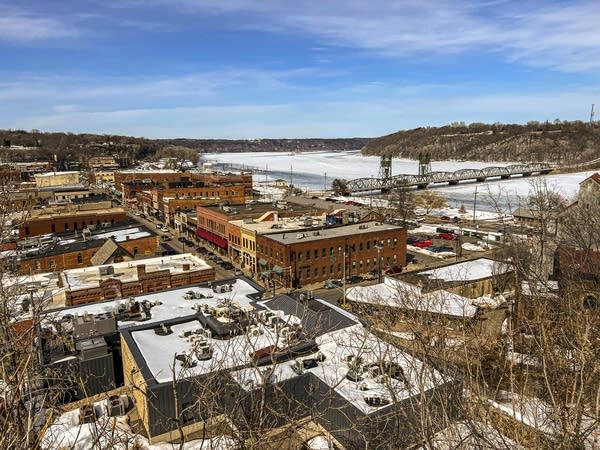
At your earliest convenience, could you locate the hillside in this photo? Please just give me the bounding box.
[0,129,370,165]
[362,121,600,164]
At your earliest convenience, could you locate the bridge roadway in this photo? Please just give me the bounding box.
[345,163,554,194]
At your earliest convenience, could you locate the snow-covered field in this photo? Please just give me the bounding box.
[204,150,596,212]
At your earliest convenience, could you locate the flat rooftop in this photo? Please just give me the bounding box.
[417,258,511,282]
[346,276,479,318]
[229,215,327,234]
[230,323,444,415]
[60,253,211,290]
[19,220,155,259]
[199,202,323,220]
[266,221,403,245]
[44,277,264,328]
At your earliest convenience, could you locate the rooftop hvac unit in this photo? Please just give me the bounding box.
[99,265,115,276]
[257,310,267,323]
[248,325,262,336]
[106,395,128,417]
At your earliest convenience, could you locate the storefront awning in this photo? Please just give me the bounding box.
[272,265,284,275]
[196,228,228,249]
[258,258,268,267]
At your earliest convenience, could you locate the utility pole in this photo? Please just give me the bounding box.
[472,185,478,224]
[342,250,347,306]
[375,242,383,283]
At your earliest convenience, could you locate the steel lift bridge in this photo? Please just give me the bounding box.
[344,155,554,194]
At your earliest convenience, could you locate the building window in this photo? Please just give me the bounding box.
[64,223,69,231]
[359,242,363,251]
[322,248,326,257]
[25,226,30,236]
[314,267,318,276]
[49,259,56,269]
[133,247,139,256]
[330,265,334,273]
[51,224,56,233]
[306,269,310,278]
[77,253,83,264]
[306,251,310,260]
[367,241,371,249]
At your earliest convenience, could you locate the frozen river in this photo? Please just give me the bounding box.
[203,150,594,212]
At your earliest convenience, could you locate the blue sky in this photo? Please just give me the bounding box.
[1,0,599,138]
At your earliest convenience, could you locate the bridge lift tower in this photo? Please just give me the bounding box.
[378,155,392,182]
[418,152,431,175]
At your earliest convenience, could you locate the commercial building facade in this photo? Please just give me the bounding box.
[255,221,407,288]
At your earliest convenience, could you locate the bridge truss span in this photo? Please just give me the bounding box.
[344,162,554,194]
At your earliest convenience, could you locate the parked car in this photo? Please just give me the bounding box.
[234,269,243,276]
[156,222,164,229]
[160,235,172,241]
[222,262,234,270]
[160,226,169,233]
[429,245,453,253]
[324,279,343,289]
[215,258,225,266]
[385,266,403,276]
[438,233,457,240]
[440,215,450,221]
[346,275,363,284]
[178,236,187,243]
[413,240,433,248]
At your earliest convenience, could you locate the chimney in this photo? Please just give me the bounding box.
[137,264,146,278]
[182,263,190,271]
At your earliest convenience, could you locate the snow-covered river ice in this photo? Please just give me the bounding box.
[203,150,595,213]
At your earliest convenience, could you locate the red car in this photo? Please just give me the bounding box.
[438,233,457,240]
[385,266,403,275]
[413,240,433,248]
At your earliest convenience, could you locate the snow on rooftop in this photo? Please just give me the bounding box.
[62,254,210,290]
[417,420,527,450]
[44,278,262,329]
[419,258,511,282]
[42,396,237,450]
[132,315,292,383]
[346,276,478,318]
[229,323,448,415]
[310,324,446,414]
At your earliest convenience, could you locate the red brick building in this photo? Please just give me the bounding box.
[17,222,159,274]
[255,221,407,288]
[18,202,127,238]
[59,255,215,306]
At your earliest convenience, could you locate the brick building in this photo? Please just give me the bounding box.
[34,171,80,188]
[18,201,127,238]
[17,221,159,274]
[57,254,215,306]
[196,203,339,257]
[255,221,407,288]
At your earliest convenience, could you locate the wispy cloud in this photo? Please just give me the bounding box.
[0,7,79,42]
[144,0,600,73]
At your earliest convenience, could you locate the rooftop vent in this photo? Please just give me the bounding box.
[154,323,172,336]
